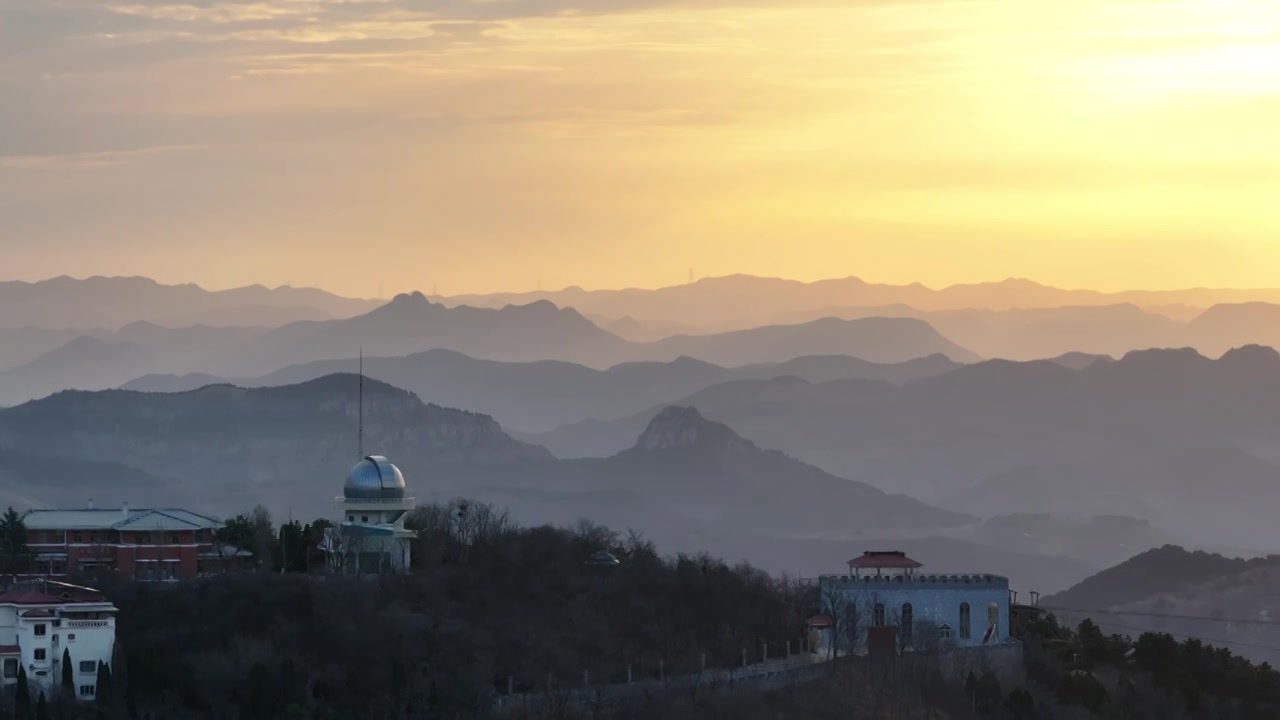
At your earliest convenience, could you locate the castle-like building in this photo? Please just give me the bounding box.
[808,551,1012,656]
[330,455,418,574]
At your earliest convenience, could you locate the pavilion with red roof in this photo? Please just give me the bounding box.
[847,550,923,578]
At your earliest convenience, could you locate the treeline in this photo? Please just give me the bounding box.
[1016,614,1280,719]
[2,500,813,719]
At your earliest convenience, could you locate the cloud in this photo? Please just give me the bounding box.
[0,145,205,170]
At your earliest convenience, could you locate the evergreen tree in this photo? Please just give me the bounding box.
[60,648,74,696]
[0,506,29,574]
[34,692,46,720]
[15,665,31,719]
[97,661,114,707]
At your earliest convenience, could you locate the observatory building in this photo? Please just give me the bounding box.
[333,455,417,574]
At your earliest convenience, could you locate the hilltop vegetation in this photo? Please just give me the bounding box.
[9,501,808,719]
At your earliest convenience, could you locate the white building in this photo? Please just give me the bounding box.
[331,455,417,574]
[0,579,117,701]
[809,551,1013,656]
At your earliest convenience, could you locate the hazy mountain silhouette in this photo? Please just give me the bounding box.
[2,292,974,405]
[0,336,156,406]
[0,327,86,371]
[0,374,552,512]
[0,377,1123,587]
[436,274,1280,334]
[1044,546,1280,665]
[0,275,379,330]
[632,316,979,365]
[122,350,962,433]
[773,304,1185,361]
[212,293,632,375]
[957,514,1173,568]
[0,325,267,407]
[1187,303,1280,358]
[531,347,1280,549]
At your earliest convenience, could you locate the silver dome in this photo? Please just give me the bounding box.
[344,455,407,499]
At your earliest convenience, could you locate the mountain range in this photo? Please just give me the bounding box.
[0,275,379,330]
[0,293,976,406]
[0,375,1098,591]
[122,350,963,433]
[434,274,1280,335]
[527,346,1280,550]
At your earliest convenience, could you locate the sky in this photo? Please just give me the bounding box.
[1,0,1278,297]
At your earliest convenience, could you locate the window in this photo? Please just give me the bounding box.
[872,603,886,627]
[34,624,47,637]
[938,624,952,639]
[80,661,97,674]
[79,685,96,698]
[73,533,83,543]
[138,533,151,544]
[3,658,17,679]
[988,602,1000,640]
[169,533,180,544]
[68,634,76,642]
[361,515,368,523]
[959,603,972,640]
[34,649,47,661]
[901,603,914,642]
[347,515,354,522]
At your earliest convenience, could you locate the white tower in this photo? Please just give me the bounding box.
[336,456,417,574]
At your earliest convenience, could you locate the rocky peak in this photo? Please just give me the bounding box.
[634,406,754,452]
[1218,344,1280,373]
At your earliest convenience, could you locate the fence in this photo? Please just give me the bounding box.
[491,644,830,714]
[491,640,1024,715]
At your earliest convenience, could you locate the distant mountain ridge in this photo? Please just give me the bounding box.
[122,350,964,433]
[529,346,1280,550]
[434,274,1280,335]
[1,293,978,407]
[0,376,1112,587]
[1044,546,1280,666]
[0,275,380,330]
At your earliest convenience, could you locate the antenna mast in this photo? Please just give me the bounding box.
[358,347,364,459]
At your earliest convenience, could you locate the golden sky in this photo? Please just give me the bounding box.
[1,0,1277,296]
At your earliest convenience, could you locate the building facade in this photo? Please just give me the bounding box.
[810,551,1012,656]
[330,456,417,574]
[0,579,117,701]
[21,507,249,581]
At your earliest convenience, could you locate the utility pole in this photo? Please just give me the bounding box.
[358,348,364,459]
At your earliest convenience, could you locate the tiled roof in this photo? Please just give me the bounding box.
[847,551,923,569]
[20,609,55,618]
[0,645,19,655]
[23,508,224,531]
[0,579,112,606]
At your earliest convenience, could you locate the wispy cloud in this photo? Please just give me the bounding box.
[0,145,205,170]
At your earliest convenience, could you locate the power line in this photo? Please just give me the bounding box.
[1042,606,1280,628]
[1042,606,1280,653]
[1078,618,1280,655]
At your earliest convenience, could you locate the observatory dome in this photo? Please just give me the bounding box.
[344,455,407,499]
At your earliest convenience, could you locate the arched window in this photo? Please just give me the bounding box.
[873,603,886,627]
[988,602,1000,639]
[901,603,913,642]
[959,603,972,640]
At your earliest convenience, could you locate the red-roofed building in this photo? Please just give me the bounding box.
[21,507,250,581]
[847,551,923,578]
[0,578,117,700]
